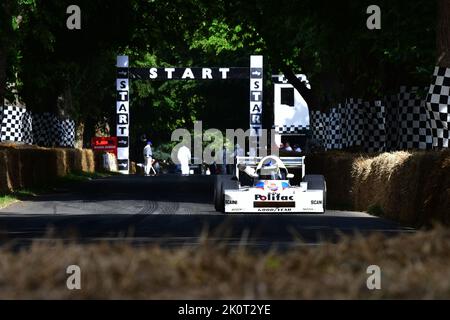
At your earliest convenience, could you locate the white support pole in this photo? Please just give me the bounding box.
[249,55,263,156]
[116,55,130,174]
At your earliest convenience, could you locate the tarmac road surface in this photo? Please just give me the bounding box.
[0,175,414,249]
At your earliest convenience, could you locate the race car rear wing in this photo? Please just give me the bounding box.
[235,156,305,179]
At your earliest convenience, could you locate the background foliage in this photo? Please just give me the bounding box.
[0,0,439,160]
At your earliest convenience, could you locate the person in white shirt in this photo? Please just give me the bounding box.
[143,141,154,176]
[284,142,293,152]
[177,145,192,175]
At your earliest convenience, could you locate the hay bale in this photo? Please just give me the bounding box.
[81,149,94,172]
[19,148,58,188]
[65,148,78,172]
[306,150,450,227]
[306,151,355,209]
[421,150,450,226]
[87,150,95,172]
[54,149,68,177]
[4,147,23,190]
[0,145,98,192]
[351,150,450,227]
[352,151,412,217]
[0,150,12,193]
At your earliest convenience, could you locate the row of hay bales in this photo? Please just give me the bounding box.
[0,144,94,193]
[305,150,450,227]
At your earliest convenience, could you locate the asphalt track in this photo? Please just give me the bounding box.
[0,175,414,249]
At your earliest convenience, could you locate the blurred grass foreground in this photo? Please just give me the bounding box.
[0,226,449,299]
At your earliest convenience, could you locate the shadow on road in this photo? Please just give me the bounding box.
[0,174,414,250]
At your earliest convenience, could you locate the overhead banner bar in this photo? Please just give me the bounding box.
[126,67,250,80]
[115,55,263,174]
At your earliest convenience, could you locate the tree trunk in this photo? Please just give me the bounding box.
[281,67,320,110]
[437,0,450,67]
[0,2,13,106]
[0,46,6,106]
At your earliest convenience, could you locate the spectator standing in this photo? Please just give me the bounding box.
[143,141,154,176]
[177,145,192,175]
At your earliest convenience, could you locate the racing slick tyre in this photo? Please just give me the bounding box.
[214,176,224,212]
[215,176,239,213]
[302,175,327,213]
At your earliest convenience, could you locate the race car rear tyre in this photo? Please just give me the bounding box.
[303,175,327,213]
[302,174,326,190]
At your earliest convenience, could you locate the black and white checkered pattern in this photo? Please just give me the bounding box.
[272,74,308,84]
[398,86,433,150]
[274,124,310,134]
[0,105,27,142]
[56,118,76,147]
[0,105,75,147]
[21,110,33,144]
[309,84,444,152]
[32,113,55,146]
[325,106,343,150]
[384,94,399,151]
[310,110,327,148]
[363,101,386,152]
[426,67,450,148]
[343,98,364,148]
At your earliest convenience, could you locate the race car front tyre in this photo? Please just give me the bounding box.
[214,176,224,212]
[218,178,239,213]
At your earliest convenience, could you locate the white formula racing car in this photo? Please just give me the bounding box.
[214,155,326,213]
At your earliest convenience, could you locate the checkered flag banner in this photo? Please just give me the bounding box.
[272,74,310,88]
[426,67,450,148]
[310,110,327,148]
[32,112,76,147]
[397,86,433,150]
[0,105,27,143]
[57,118,76,147]
[384,94,399,151]
[274,124,310,134]
[326,106,343,150]
[1,105,75,147]
[21,110,33,144]
[363,101,386,152]
[343,98,364,148]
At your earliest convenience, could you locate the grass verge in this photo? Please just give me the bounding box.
[0,171,116,209]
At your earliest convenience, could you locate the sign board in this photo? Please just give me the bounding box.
[127,67,249,80]
[116,55,263,174]
[91,136,117,155]
[116,55,130,173]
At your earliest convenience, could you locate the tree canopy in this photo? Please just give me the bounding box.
[0,0,440,153]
